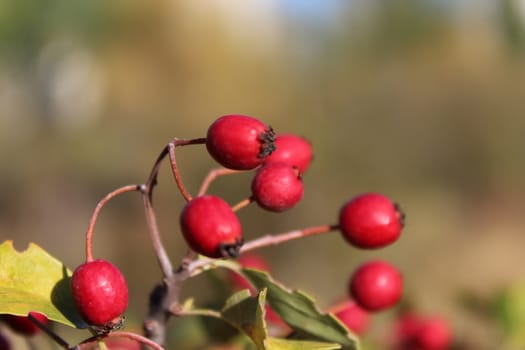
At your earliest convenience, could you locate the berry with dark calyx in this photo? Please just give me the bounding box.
[349,260,402,312]
[1,312,49,336]
[332,299,371,335]
[206,114,276,170]
[339,193,404,249]
[71,259,129,328]
[263,134,313,173]
[180,195,243,258]
[251,162,304,212]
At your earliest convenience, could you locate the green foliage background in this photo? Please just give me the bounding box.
[1,1,525,348]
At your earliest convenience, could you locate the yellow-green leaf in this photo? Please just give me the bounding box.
[221,289,268,349]
[0,240,86,328]
[265,337,341,350]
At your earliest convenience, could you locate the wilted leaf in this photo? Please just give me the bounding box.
[0,240,86,328]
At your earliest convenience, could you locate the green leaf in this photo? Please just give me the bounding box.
[220,289,341,350]
[0,240,86,328]
[242,269,360,350]
[221,289,268,349]
[264,337,341,350]
[494,283,525,347]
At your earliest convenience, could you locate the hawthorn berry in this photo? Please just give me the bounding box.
[230,253,270,292]
[251,162,304,212]
[339,193,404,249]
[1,312,48,336]
[206,114,276,170]
[71,259,129,328]
[263,134,313,173]
[349,260,402,312]
[392,313,452,350]
[413,316,452,350]
[180,195,243,258]
[332,300,371,335]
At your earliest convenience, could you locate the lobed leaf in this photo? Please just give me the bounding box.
[0,240,86,328]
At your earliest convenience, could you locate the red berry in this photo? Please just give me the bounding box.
[392,313,452,350]
[1,312,48,336]
[0,332,10,350]
[263,134,313,173]
[230,253,270,292]
[251,163,304,212]
[339,193,404,249]
[332,300,371,335]
[180,195,243,258]
[349,260,402,312]
[206,114,276,170]
[392,312,422,347]
[71,259,129,327]
[414,316,452,350]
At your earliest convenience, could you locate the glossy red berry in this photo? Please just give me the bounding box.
[263,134,313,173]
[206,114,276,170]
[1,312,48,336]
[71,259,129,327]
[180,195,243,258]
[332,300,371,335]
[339,193,404,249]
[349,260,402,312]
[251,163,304,212]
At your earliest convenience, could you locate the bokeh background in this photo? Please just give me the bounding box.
[1,0,525,348]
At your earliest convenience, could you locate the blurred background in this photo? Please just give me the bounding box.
[1,0,525,348]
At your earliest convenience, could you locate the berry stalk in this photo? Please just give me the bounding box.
[231,197,254,212]
[27,313,71,349]
[168,138,206,202]
[85,185,141,262]
[240,224,339,253]
[197,167,241,196]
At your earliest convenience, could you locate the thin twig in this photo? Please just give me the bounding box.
[139,137,205,347]
[231,197,254,212]
[197,167,242,196]
[85,185,142,262]
[167,137,207,202]
[240,224,339,253]
[185,225,338,278]
[140,137,205,278]
[27,313,71,349]
[141,189,173,277]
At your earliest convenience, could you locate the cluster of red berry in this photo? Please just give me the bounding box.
[0,114,451,349]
